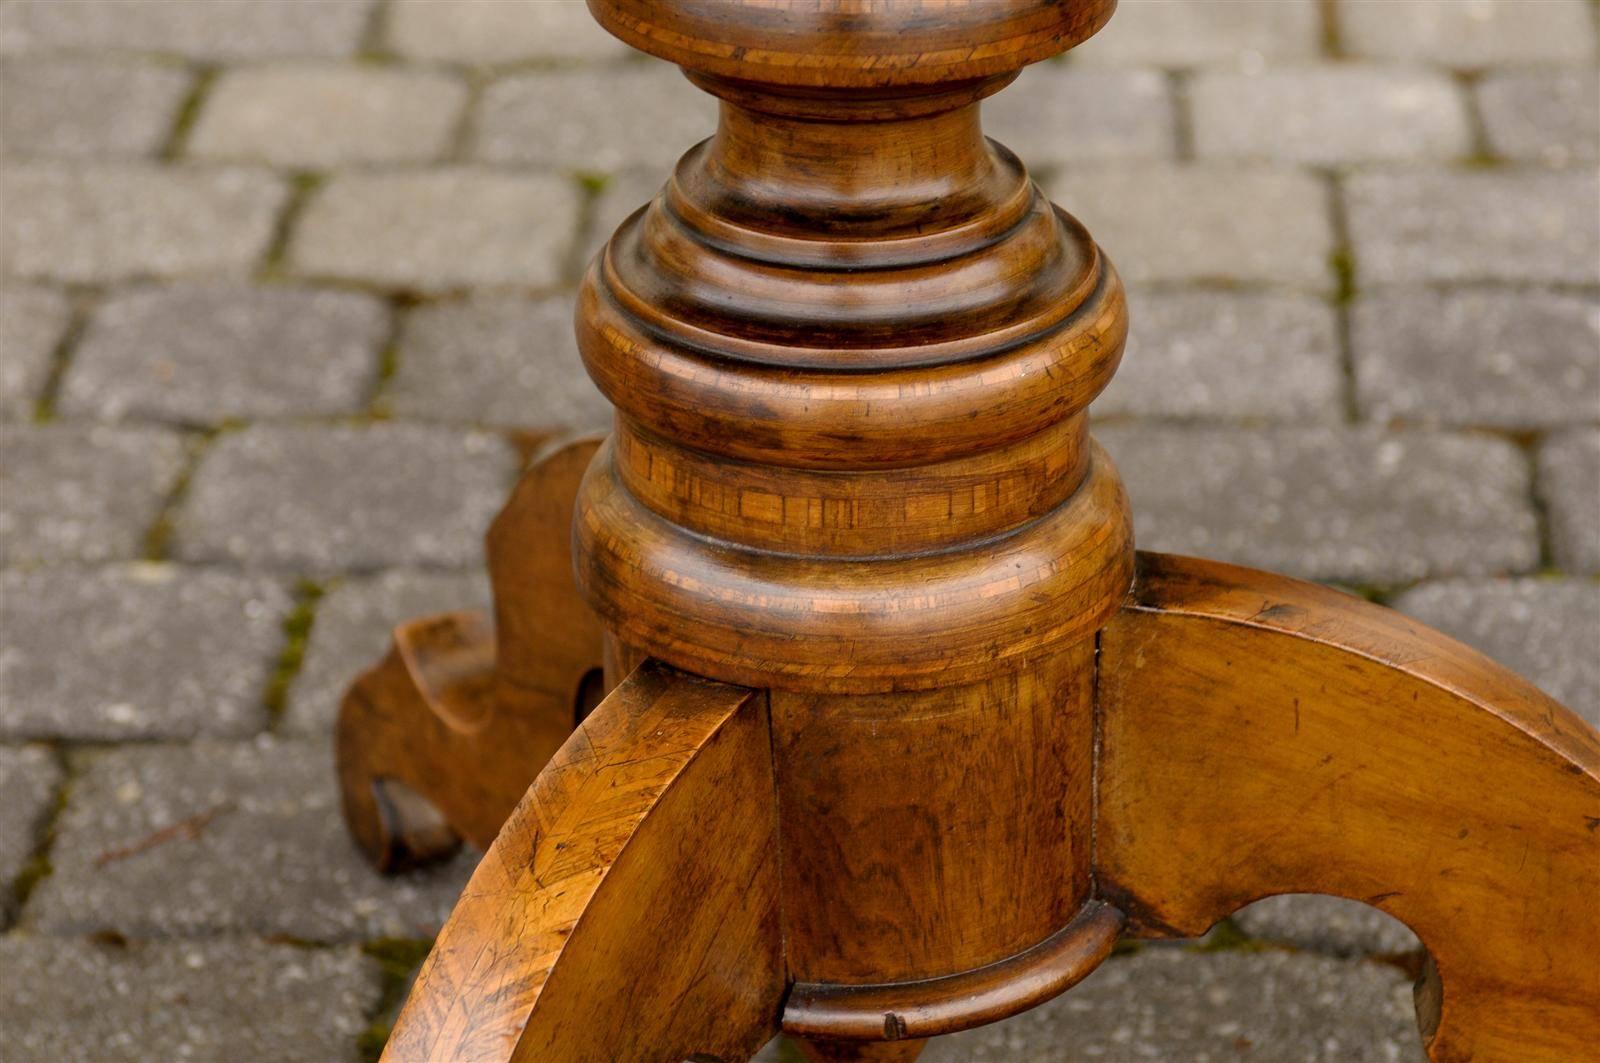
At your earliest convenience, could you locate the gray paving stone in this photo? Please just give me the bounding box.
[1072,0,1321,67]
[1538,428,1600,573]
[0,0,375,60]
[0,165,286,284]
[473,65,716,173]
[751,1038,788,1062]
[1097,425,1539,583]
[173,423,518,573]
[1394,578,1600,726]
[986,66,1175,167]
[1097,290,1343,421]
[0,423,186,565]
[0,566,289,741]
[188,64,467,168]
[385,0,629,64]
[0,284,69,418]
[1191,67,1470,165]
[289,169,580,292]
[1478,68,1600,165]
[59,284,387,426]
[286,569,491,736]
[385,295,612,430]
[0,745,60,924]
[0,56,190,160]
[924,948,1424,1061]
[27,738,476,941]
[1342,0,1597,65]
[1345,170,1600,286]
[1234,895,1421,958]
[0,934,379,1063]
[585,167,670,263]
[1352,289,1600,429]
[1047,167,1333,288]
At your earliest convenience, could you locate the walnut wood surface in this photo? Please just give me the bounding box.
[484,435,608,721]
[783,900,1124,1043]
[566,0,1139,1039]
[337,435,603,868]
[1098,552,1600,1063]
[587,0,1116,89]
[383,662,782,1062]
[571,0,1133,698]
[577,437,1132,692]
[771,645,1096,985]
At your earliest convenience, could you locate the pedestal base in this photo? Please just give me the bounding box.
[343,550,1600,1062]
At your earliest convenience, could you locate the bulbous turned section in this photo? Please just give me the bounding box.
[578,436,1133,691]
[578,90,1127,469]
[603,121,1100,369]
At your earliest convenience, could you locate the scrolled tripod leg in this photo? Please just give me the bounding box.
[337,435,607,872]
[1096,552,1600,1063]
[383,661,785,1063]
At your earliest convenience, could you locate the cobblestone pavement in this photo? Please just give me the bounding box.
[1,1,1596,1060]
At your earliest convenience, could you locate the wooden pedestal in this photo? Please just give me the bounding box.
[336,3,1600,1060]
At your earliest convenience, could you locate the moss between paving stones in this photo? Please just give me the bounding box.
[1327,247,1356,307]
[357,937,436,1062]
[142,430,217,561]
[159,66,217,161]
[1186,917,1268,954]
[10,765,71,915]
[263,580,327,724]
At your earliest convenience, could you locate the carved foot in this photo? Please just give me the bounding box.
[382,661,784,1062]
[336,435,606,872]
[337,610,492,870]
[1097,552,1600,1062]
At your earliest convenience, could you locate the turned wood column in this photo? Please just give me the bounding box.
[572,0,1131,1033]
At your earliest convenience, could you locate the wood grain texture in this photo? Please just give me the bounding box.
[573,0,1134,705]
[567,0,1135,1038]
[784,901,1124,1042]
[337,435,604,869]
[612,415,1090,557]
[771,644,1096,985]
[587,0,1117,88]
[577,141,1125,469]
[485,435,608,719]
[577,437,1132,693]
[384,661,782,1062]
[1097,552,1600,1063]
